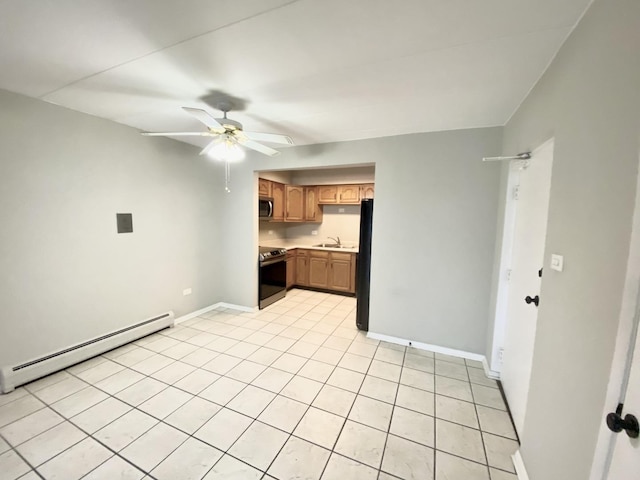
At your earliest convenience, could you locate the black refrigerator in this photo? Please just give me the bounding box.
[356,199,373,331]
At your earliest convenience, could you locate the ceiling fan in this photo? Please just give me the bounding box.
[141,103,294,159]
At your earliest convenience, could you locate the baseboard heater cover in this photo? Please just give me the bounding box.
[0,311,174,394]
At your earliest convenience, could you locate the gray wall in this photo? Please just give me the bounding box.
[496,0,640,478]
[0,90,225,368]
[219,127,502,354]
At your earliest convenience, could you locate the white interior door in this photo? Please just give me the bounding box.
[605,148,640,479]
[607,322,640,478]
[501,139,554,436]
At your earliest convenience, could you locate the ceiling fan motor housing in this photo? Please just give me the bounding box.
[216,117,242,132]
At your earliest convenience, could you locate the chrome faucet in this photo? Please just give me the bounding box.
[328,236,341,246]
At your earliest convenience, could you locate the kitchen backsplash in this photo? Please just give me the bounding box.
[259,204,361,246]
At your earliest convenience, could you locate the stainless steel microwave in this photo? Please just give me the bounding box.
[259,196,274,220]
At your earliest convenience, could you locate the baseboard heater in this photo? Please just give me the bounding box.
[0,311,175,394]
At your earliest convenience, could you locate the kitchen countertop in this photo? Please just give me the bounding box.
[260,240,359,253]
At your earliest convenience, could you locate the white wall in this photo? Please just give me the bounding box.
[220,127,502,354]
[291,166,375,185]
[0,89,225,368]
[491,0,640,478]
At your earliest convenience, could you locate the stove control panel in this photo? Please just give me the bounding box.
[259,248,287,262]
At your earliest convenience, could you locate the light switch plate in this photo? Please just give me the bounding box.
[551,254,564,272]
[183,288,192,296]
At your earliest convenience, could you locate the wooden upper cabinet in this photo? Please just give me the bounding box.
[318,184,367,204]
[317,185,338,204]
[285,185,305,221]
[304,187,323,223]
[338,185,361,204]
[271,182,285,221]
[258,178,272,197]
[360,184,375,200]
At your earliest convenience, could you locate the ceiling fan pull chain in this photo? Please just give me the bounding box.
[225,160,231,193]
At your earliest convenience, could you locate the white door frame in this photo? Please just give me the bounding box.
[488,137,554,376]
[589,148,640,480]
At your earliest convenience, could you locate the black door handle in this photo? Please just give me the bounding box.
[525,295,539,307]
[606,405,639,438]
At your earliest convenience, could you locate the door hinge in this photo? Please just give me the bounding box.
[505,269,512,282]
[498,348,504,363]
[512,185,520,200]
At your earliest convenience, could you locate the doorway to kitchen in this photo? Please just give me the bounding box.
[256,165,375,311]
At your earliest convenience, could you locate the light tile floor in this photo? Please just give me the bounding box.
[0,289,519,480]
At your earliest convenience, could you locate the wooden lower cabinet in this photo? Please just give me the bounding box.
[328,252,353,292]
[286,249,296,289]
[292,249,356,294]
[295,250,309,286]
[308,251,329,288]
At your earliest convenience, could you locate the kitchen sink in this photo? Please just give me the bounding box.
[312,243,355,249]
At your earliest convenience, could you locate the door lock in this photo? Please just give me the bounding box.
[525,295,539,307]
[606,404,640,438]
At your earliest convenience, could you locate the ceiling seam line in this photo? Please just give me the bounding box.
[37,0,303,100]
[225,23,576,103]
[502,0,597,127]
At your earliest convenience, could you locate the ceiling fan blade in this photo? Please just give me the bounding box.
[242,131,294,145]
[182,107,225,131]
[237,138,280,157]
[141,131,214,136]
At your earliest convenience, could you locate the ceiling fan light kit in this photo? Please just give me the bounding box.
[141,105,293,192]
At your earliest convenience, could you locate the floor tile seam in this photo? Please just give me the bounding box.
[328,338,395,475]
[465,365,491,469]
[63,365,222,446]
[0,408,68,451]
[14,421,89,471]
[51,385,193,479]
[384,429,499,472]
[64,364,516,474]
[256,330,356,477]
[0,391,33,411]
[0,401,50,433]
[0,430,47,479]
[56,405,157,480]
[22,372,76,395]
[25,377,94,412]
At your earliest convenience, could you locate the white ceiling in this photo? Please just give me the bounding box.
[0,0,591,147]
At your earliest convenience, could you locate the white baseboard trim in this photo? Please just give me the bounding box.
[512,450,530,480]
[175,302,257,325]
[482,357,501,380]
[366,331,485,362]
[216,302,257,313]
[174,304,220,325]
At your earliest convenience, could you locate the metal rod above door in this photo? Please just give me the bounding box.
[482,152,531,162]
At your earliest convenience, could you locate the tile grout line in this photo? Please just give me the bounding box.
[2,292,514,479]
[0,430,47,480]
[377,340,410,479]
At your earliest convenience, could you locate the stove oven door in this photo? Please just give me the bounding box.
[259,257,286,308]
